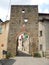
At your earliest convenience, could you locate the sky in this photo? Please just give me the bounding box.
[0,0,49,22]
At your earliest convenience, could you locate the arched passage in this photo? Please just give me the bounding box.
[16,32,31,56]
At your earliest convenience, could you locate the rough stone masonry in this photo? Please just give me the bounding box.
[7,5,39,56]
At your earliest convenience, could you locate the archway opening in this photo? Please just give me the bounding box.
[17,33,30,56]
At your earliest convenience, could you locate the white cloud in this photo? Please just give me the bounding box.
[0,0,49,21]
[11,0,49,5]
[38,8,42,13]
[0,7,10,21]
[43,9,49,13]
[0,7,6,21]
[39,8,49,13]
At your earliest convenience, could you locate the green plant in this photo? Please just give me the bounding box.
[33,52,41,57]
[6,52,12,59]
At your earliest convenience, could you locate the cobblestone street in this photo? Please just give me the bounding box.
[0,57,49,65]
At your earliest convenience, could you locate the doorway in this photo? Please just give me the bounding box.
[17,33,30,56]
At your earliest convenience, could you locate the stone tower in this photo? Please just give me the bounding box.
[7,5,38,56]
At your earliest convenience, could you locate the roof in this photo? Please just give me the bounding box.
[0,19,3,22]
[11,5,38,8]
[39,13,49,22]
[39,13,49,16]
[1,20,9,25]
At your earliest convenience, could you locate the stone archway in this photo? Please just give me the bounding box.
[16,32,31,56]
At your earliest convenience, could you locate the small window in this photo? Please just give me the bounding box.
[0,26,2,34]
[40,44,42,50]
[24,19,28,23]
[22,10,25,13]
[40,31,42,36]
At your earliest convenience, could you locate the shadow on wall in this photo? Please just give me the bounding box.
[0,59,16,65]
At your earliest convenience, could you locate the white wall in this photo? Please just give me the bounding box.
[38,21,49,56]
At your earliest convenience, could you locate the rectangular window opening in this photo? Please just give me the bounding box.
[22,9,25,13]
[40,31,42,36]
[40,44,42,50]
[0,26,2,34]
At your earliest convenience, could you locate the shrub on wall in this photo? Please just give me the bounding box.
[6,52,12,59]
[33,52,41,57]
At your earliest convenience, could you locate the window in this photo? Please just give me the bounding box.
[40,31,42,36]
[24,19,28,23]
[40,44,42,50]
[22,10,25,13]
[0,26,2,34]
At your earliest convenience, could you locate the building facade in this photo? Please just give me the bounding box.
[0,5,49,58]
[38,13,49,57]
[0,20,9,59]
[7,5,38,56]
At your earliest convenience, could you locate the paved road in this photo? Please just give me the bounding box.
[0,57,49,65]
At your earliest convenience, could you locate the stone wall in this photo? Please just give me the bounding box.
[7,5,38,56]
